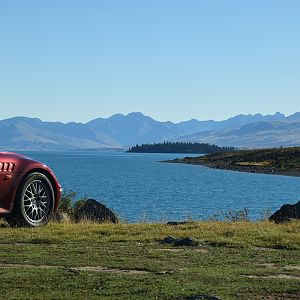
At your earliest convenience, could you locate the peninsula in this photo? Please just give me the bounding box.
[128,141,234,154]
[165,147,300,177]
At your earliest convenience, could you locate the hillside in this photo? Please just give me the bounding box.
[177,121,300,148]
[0,117,121,151]
[167,147,300,177]
[1,112,300,150]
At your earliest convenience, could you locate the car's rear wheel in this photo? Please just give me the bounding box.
[6,172,54,227]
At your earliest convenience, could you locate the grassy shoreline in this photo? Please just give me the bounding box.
[0,221,299,299]
[165,147,300,177]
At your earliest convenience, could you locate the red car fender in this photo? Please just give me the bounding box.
[16,163,62,211]
[0,152,62,215]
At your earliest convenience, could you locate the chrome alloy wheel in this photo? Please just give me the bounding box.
[23,179,51,223]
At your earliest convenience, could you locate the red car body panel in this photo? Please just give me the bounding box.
[0,152,62,216]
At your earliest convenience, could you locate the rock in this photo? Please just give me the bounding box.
[174,237,199,247]
[74,199,118,223]
[167,221,190,226]
[269,201,300,223]
[179,295,222,300]
[160,236,199,246]
[51,212,70,223]
[160,236,177,244]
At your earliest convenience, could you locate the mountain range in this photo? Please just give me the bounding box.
[1,112,300,150]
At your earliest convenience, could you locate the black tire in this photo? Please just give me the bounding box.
[6,172,55,227]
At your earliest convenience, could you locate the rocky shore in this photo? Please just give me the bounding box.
[165,147,300,177]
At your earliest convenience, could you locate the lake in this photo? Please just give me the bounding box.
[21,151,300,222]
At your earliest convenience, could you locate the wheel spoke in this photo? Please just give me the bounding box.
[36,208,40,220]
[38,206,46,216]
[26,189,34,197]
[40,201,47,208]
[29,184,35,195]
[38,185,44,194]
[28,209,34,218]
[22,180,51,223]
[33,182,38,193]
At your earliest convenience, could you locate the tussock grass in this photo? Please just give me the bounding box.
[1,220,299,248]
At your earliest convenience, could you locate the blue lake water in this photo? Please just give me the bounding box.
[21,151,300,222]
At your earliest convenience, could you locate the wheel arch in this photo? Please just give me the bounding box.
[18,168,59,211]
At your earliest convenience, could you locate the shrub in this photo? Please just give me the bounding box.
[58,190,77,215]
[57,190,88,219]
[208,208,250,222]
[224,208,250,222]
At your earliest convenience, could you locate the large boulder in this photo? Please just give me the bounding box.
[269,201,300,223]
[74,199,118,224]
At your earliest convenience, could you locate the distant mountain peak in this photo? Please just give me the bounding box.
[108,113,124,120]
[274,111,285,117]
[127,112,145,117]
[1,111,300,150]
[4,116,42,122]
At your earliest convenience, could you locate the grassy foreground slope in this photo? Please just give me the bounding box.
[166,147,300,177]
[0,221,299,299]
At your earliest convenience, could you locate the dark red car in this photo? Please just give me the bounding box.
[0,152,62,227]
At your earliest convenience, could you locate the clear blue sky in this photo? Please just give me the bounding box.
[0,0,299,123]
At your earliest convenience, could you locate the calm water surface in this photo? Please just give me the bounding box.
[22,151,300,222]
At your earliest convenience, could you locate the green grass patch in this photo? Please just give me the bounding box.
[0,221,299,299]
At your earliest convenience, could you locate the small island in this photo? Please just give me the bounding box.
[165,147,300,177]
[128,141,234,154]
